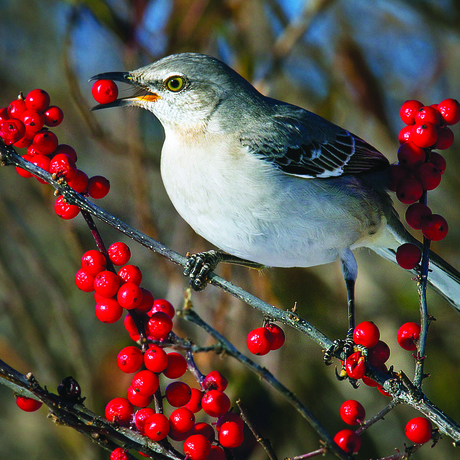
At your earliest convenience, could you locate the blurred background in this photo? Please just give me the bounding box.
[1,0,460,459]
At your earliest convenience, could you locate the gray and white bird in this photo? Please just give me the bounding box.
[91,52,460,322]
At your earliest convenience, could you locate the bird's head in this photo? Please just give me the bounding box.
[91,53,261,134]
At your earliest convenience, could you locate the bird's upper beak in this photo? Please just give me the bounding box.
[89,71,160,110]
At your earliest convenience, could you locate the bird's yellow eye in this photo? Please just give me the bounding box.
[165,76,185,92]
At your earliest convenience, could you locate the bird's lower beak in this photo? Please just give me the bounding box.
[89,71,160,110]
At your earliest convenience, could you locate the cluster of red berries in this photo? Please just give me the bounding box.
[392,98,460,270]
[246,322,285,356]
[0,89,110,220]
[74,241,243,459]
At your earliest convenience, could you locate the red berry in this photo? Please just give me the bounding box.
[396,177,423,204]
[433,125,454,150]
[353,321,380,348]
[43,106,64,127]
[437,98,460,125]
[184,388,203,413]
[415,162,441,191]
[81,249,107,276]
[118,265,142,285]
[165,381,192,407]
[144,344,168,373]
[0,107,8,121]
[75,268,95,292]
[92,80,119,104]
[396,243,422,270]
[68,169,89,193]
[216,412,244,432]
[110,447,129,460]
[388,164,409,192]
[421,214,448,241]
[7,99,26,119]
[32,130,58,155]
[127,384,152,408]
[134,407,155,432]
[183,434,211,460]
[144,413,170,441]
[136,288,154,313]
[397,322,421,351]
[149,298,175,318]
[163,352,187,379]
[334,429,361,454]
[191,422,215,442]
[169,407,195,433]
[246,327,273,355]
[87,175,110,199]
[25,89,50,112]
[203,371,228,392]
[207,446,225,460]
[54,144,77,162]
[405,203,432,230]
[0,119,26,145]
[95,298,123,323]
[367,340,390,366]
[132,370,159,397]
[264,323,285,350]
[400,100,423,125]
[405,417,432,444]
[117,346,143,373]
[147,311,173,340]
[124,313,140,340]
[219,421,244,448]
[397,142,426,170]
[54,196,80,219]
[108,242,131,266]
[345,351,366,380]
[20,109,45,134]
[411,122,438,148]
[14,136,32,148]
[201,390,231,418]
[105,397,134,426]
[94,270,121,297]
[430,152,446,174]
[340,400,366,425]
[117,282,143,310]
[415,106,441,125]
[49,153,77,181]
[15,395,42,412]
[398,125,413,144]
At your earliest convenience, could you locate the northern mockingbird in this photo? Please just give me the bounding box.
[91,53,460,330]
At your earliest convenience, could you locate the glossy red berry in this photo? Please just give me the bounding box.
[127,384,152,408]
[43,106,64,127]
[400,100,423,125]
[118,265,142,285]
[20,109,44,134]
[49,153,77,181]
[367,340,390,366]
[201,390,231,418]
[25,89,50,112]
[7,99,26,119]
[334,429,361,454]
[353,321,380,348]
[149,298,175,318]
[54,144,77,162]
[183,434,211,460]
[108,242,131,266]
[219,421,244,448]
[75,268,95,292]
[429,152,446,174]
[433,125,454,150]
[405,417,432,444]
[117,282,143,310]
[87,175,110,199]
[0,119,26,145]
[264,323,285,350]
[396,177,423,204]
[95,298,123,323]
[144,344,169,373]
[345,351,366,380]
[92,80,119,104]
[421,214,448,241]
[54,196,80,220]
[94,270,120,298]
[144,413,170,441]
[340,400,366,425]
[415,106,441,125]
[67,169,88,193]
[165,381,192,407]
[169,407,195,433]
[216,412,245,432]
[32,130,58,155]
[110,447,129,460]
[437,98,460,125]
[397,142,426,170]
[134,407,155,432]
[203,371,228,392]
[132,370,159,396]
[191,422,215,442]
[398,125,413,144]
[136,288,155,313]
[117,346,143,373]
[184,388,203,413]
[415,162,441,191]
[397,322,421,351]
[411,122,438,148]
[105,397,134,426]
[15,395,42,412]
[147,311,173,340]
[81,250,107,276]
[163,352,188,379]
[396,243,422,270]
[405,203,432,230]
[246,327,273,355]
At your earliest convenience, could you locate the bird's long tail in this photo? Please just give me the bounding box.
[372,221,460,313]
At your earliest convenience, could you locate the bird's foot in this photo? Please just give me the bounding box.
[324,336,355,366]
[183,250,223,291]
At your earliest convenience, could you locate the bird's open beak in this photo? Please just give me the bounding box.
[89,71,160,110]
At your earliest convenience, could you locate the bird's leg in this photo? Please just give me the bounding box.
[184,250,264,291]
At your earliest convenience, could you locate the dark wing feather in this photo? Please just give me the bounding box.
[240,102,389,179]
